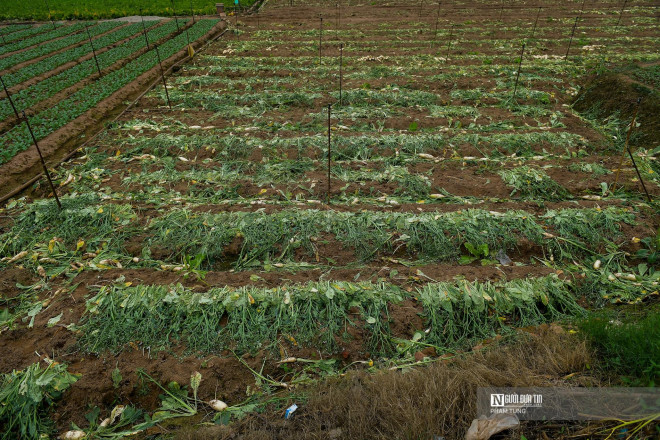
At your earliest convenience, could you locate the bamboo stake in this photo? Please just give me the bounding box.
[327,104,332,204]
[171,0,180,31]
[0,75,21,120]
[140,10,151,50]
[531,6,541,38]
[615,0,628,28]
[512,42,525,101]
[23,111,61,209]
[85,25,102,78]
[565,16,579,60]
[611,98,651,202]
[43,0,56,30]
[433,1,441,46]
[446,24,454,61]
[154,45,172,109]
[319,17,323,65]
[339,43,344,106]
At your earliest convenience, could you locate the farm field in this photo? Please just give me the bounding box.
[0,17,225,200]
[0,0,257,21]
[1,0,659,439]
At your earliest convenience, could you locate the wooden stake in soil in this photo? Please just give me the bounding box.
[0,75,21,121]
[319,17,323,65]
[531,6,542,38]
[171,0,181,31]
[512,42,525,101]
[612,98,651,201]
[43,0,56,30]
[190,0,195,23]
[565,16,579,60]
[499,0,504,21]
[616,0,629,28]
[339,43,344,106]
[22,111,61,209]
[140,10,151,50]
[446,24,455,62]
[433,1,441,46]
[85,25,102,78]
[327,104,332,204]
[154,45,172,109]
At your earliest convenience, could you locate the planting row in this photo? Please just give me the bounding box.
[0,21,124,72]
[1,194,639,275]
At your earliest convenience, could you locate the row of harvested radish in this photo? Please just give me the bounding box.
[60,401,229,438]
[592,259,638,281]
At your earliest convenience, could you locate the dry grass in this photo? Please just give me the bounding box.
[175,326,595,440]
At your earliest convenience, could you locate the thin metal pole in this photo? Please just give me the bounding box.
[616,0,628,28]
[446,24,454,61]
[565,16,579,60]
[85,25,102,78]
[531,6,541,38]
[339,43,343,106]
[327,104,332,204]
[171,0,180,31]
[154,45,172,109]
[0,75,21,120]
[190,0,195,23]
[140,10,150,50]
[319,17,323,65]
[23,111,61,209]
[512,42,525,101]
[43,0,56,30]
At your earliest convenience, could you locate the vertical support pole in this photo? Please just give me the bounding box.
[140,10,151,50]
[319,17,323,65]
[171,0,180,31]
[43,0,56,29]
[85,25,102,78]
[531,6,541,38]
[339,43,343,106]
[612,98,651,203]
[433,1,441,46]
[0,75,21,120]
[499,0,504,21]
[565,16,579,60]
[190,0,195,23]
[446,24,454,61]
[512,42,525,101]
[23,111,61,209]
[615,0,628,29]
[154,45,172,110]
[327,104,332,204]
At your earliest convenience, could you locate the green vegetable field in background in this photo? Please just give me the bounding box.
[0,0,256,21]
